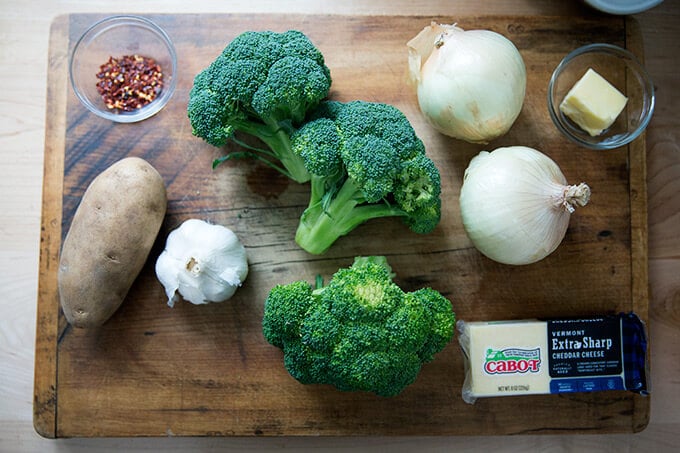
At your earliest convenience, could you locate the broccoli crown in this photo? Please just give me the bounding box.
[187,30,332,183]
[290,100,442,254]
[291,117,342,178]
[262,256,455,397]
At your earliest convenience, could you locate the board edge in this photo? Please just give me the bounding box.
[624,15,651,434]
[33,13,69,440]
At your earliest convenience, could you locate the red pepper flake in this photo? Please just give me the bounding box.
[95,54,164,112]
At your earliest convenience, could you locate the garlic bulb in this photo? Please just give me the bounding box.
[407,22,526,144]
[155,219,248,307]
[459,146,590,265]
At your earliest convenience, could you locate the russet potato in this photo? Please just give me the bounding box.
[58,157,167,327]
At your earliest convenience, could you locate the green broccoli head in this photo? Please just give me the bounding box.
[187,30,331,183]
[262,256,455,397]
[198,30,331,123]
[251,56,332,124]
[186,70,242,147]
[334,101,426,161]
[291,117,342,177]
[321,255,403,324]
[261,280,314,349]
[341,135,399,203]
[395,153,442,233]
[291,100,442,254]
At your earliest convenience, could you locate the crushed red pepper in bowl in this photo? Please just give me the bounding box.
[69,15,177,122]
[96,54,164,112]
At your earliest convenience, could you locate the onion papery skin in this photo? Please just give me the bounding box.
[408,23,526,144]
[459,146,589,265]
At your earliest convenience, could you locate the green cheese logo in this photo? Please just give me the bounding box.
[484,348,541,374]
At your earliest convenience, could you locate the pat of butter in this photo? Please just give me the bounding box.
[559,68,628,137]
[457,314,649,404]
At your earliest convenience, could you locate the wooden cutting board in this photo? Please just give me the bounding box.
[34,13,649,437]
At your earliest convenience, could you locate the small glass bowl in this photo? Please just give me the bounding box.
[69,15,178,123]
[584,0,664,15]
[548,43,654,150]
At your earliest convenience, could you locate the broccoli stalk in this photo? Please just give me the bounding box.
[262,256,456,397]
[291,101,442,254]
[216,118,304,181]
[296,177,409,254]
[187,30,333,183]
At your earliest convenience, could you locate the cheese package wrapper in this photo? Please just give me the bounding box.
[457,313,648,404]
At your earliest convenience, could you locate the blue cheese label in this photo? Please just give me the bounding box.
[458,314,648,404]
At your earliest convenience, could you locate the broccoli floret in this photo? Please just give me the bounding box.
[187,30,332,183]
[262,256,455,397]
[291,101,442,254]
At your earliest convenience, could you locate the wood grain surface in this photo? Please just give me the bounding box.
[34,13,651,438]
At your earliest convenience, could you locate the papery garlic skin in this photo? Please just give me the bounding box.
[155,219,248,307]
[459,146,590,265]
[408,23,526,144]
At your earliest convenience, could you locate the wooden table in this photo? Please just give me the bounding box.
[1,0,679,451]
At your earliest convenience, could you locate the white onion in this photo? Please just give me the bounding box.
[459,146,590,265]
[407,22,526,144]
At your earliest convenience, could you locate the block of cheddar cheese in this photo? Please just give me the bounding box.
[457,313,648,404]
